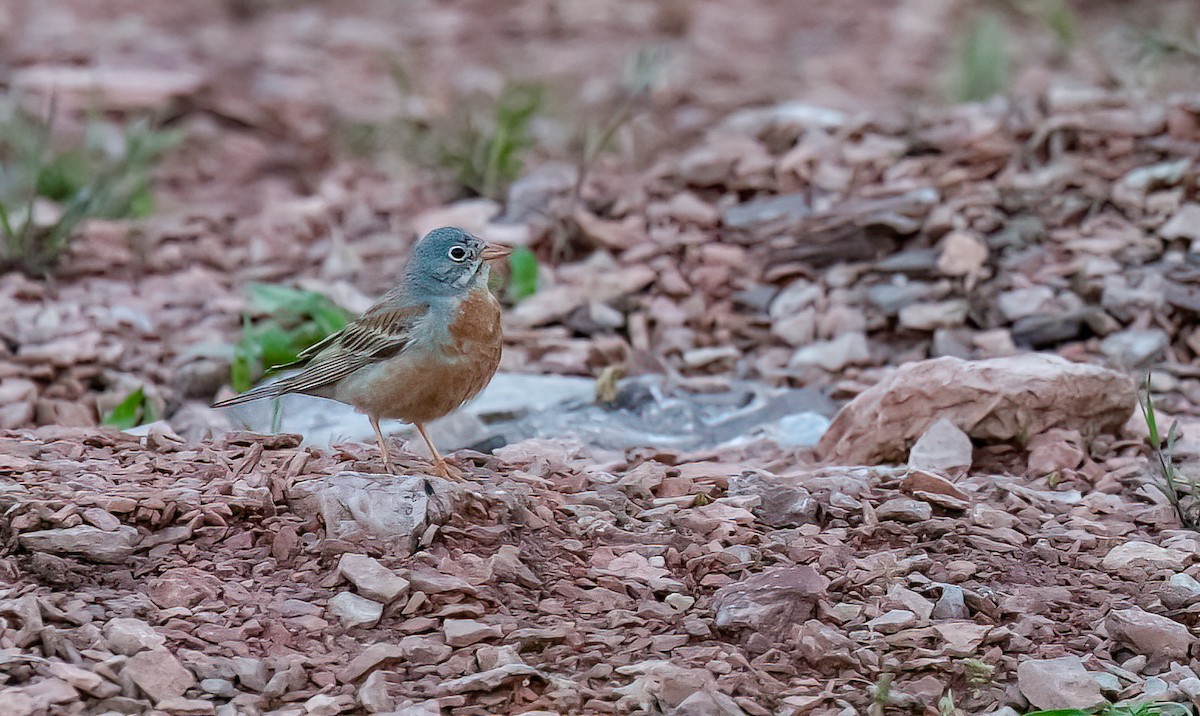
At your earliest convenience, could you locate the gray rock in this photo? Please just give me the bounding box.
[867,609,917,633]
[289,472,466,548]
[1017,656,1103,710]
[1159,203,1200,242]
[18,525,139,564]
[104,618,166,656]
[338,554,409,604]
[898,300,969,330]
[124,648,196,703]
[866,282,933,314]
[1106,607,1192,663]
[723,192,810,230]
[327,592,383,628]
[729,473,817,528]
[931,585,969,619]
[443,619,502,648]
[907,418,973,476]
[996,286,1055,322]
[711,566,828,637]
[1160,572,1200,609]
[875,498,932,523]
[1099,328,1170,369]
[357,671,393,713]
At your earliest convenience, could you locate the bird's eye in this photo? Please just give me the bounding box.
[448,246,468,262]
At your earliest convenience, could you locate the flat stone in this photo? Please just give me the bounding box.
[1017,656,1103,710]
[338,554,409,604]
[867,609,917,634]
[1101,541,1191,572]
[124,648,196,702]
[788,332,870,372]
[874,498,932,523]
[104,618,167,656]
[1099,328,1170,369]
[898,300,969,330]
[18,525,139,563]
[338,643,406,683]
[907,418,973,476]
[443,618,503,648]
[398,635,453,665]
[1106,607,1192,663]
[327,592,383,628]
[436,664,541,696]
[157,697,215,714]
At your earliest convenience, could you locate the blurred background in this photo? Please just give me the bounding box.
[2,0,1200,447]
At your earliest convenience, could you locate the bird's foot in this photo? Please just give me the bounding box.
[432,458,466,482]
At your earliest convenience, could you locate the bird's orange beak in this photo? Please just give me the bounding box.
[480,242,514,261]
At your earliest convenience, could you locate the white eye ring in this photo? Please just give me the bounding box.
[448,246,468,262]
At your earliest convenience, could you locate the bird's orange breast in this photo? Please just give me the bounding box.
[344,286,503,424]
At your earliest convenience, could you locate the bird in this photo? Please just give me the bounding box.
[212,227,512,480]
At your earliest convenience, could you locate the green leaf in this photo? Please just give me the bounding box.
[1021,710,1091,716]
[508,246,538,301]
[102,386,147,430]
[953,12,1011,102]
[257,322,301,369]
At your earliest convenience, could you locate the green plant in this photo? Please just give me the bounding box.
[1024,701,1192,716]
[952,12,1012,102]
[101,386,157,430]
[436,82,543,200]
[507,246,539,301]
[0,100,180,274]
[1140,374,1200,529]
[229,283,353,393]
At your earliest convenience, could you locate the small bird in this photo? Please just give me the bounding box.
[212,227,512,480]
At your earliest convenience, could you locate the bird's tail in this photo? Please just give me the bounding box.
[211,382,285,409]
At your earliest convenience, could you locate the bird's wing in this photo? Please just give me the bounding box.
[277,299,428,395]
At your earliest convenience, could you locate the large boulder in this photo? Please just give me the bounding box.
[818,354,1136,464]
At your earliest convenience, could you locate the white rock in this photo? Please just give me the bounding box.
[1017,656,1103,710]
[327,592,383,628]
[1159,203,1200,241]
[937,231,988,277]
[898,300,969,330]
[442,619,502,648]
[874,498,932,523]
[867,609,917,633]
[1101,541,1190,572]
[338,554,409,604]
[104,618,166,656]
[788,332,870,372]
[1099,328,1170,368]
[17,525,139,563]
[907,418,973,476]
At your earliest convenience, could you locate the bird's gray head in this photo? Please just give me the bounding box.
[405,227,512,297]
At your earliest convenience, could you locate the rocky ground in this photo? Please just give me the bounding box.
[4,0,1200,714]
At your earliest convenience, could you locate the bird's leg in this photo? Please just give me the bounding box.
[370,415,397,474]
[414,422,463,481]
